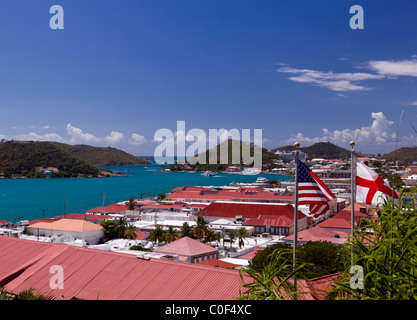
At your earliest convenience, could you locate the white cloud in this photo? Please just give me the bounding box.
[129,133,147,145]
[14,132,66,142]
[368,58,417,77]
[277,57,417,92]
[104,131,125,145]
[281,112,396,149]
[277,66,383,91]
[0,124,148,150]
[66,124,127,145]
[66,123,100,144]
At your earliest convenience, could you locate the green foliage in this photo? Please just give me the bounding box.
[193,216,209,241]
[249,242,292,272]
[0,287,55,300]
[180,222,194,239]
[236,227,249,249]
[164,226,179,243]
[238,250,308,300]
[331,190,417,299]
[100,218,137,241]
[297,241,347,279]
[127,197,136,211]
[249,240,346,280]
[149,225,166,244]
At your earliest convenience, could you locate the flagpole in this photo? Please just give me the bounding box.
[293,141,300,292]
[350,141,355,235]
[350,141,355,266]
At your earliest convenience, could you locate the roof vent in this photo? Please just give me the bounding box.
[136,255,150,261]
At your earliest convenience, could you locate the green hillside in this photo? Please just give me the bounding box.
[273,142,371,159]
[168,139,285,172]
[0,141,100,178]
[51,143,151,166]
[381,147,417,164]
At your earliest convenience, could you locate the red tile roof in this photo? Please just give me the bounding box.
[0,236,248,300]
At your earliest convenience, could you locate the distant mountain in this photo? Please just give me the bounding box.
[272,142,371,160]
[381,147,417,164]
[51,143,151,166]
[0,141,101,178]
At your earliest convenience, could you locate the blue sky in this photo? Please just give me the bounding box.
[1,0,417,156]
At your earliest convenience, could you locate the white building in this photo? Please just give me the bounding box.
[25,219,104,245]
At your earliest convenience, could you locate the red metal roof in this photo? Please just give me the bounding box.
[196,202,305,220]
[167,190,295,202]
[54,213,111,221]
[243,215,294,227]
[154,237,218,256]
[87,204,128,214]
[306,273,341,300]
[284,225,348,244]
[141,204,185,210]
[197,258,240,269]
[0,236,247,300]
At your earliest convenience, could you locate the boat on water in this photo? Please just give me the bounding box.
[201,170,215,176]
[240,167,262,175]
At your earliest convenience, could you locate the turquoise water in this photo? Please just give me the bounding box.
[0,165,291,222]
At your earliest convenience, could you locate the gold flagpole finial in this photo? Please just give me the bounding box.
[294,142,300,149]
[350,141,355,148]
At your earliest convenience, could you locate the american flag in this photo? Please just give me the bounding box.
[297,160,335,217]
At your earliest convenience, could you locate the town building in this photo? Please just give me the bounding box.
[25,218,104,244]
[153,236,219,263]
[196,201,310,235]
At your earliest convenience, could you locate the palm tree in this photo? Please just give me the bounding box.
[101,218,136,240]
[124,223,137,240]
[228,230,236,250]
[113,218,129,238]
[157,193,166,202]
[127,197,136,211]
[149,225,165,244]
[193,216,209,241]
[236,227,249,249]
[203,230,221,243]
[165,226,178,243]
[180,222,193,238]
